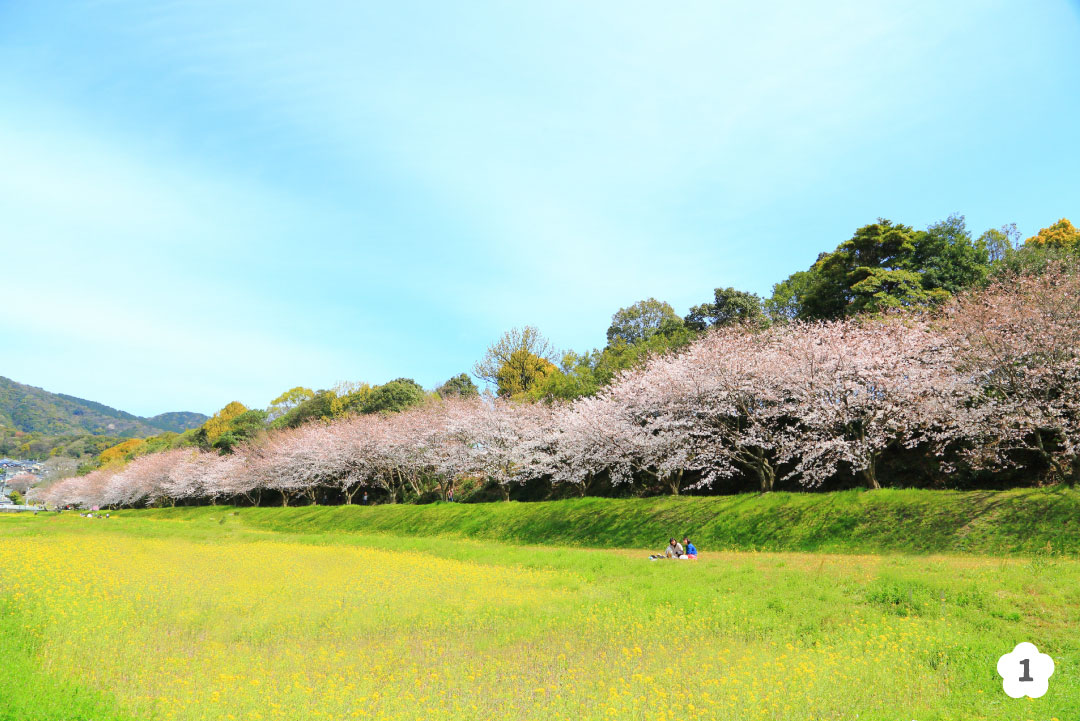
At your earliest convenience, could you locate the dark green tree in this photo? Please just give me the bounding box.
[765,268,821,322]
[684,287,766,330]
[212,409,269,453]
[909,214,990,294]
[361,378,427,414]
[816,219,925,316]
[606,298,683,345]
[280,390,338,428]
[435,373,479,399]
[767,217,991,320]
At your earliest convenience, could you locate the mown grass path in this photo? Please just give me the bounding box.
[1,505,1077,720]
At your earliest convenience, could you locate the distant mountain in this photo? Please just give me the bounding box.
[146,411,209,434]
[0,376,207,437]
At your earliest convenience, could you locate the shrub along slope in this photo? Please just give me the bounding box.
[130,486,1080,556]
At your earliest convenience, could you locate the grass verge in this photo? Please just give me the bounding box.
[127,486,1080,555]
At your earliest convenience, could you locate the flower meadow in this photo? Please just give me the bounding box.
[1,513,1077,721]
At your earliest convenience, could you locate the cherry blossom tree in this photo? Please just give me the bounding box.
[418,397,482,500]
[338,414,392,503]
[483,398,556,499]
[56,287,1077,507]
[547,394,637,495]
[945,263,1080,484]
[43,469,113,509]
[618,328,793,493]
[561,364,702,495]
[162,450,254,505]
[365,412,421,503]
[162,450,212,503]
[6,472,38,498]
[772,318,962,489]
[210,449,263,505]
[103,449,189,507]
[244,422,342,506]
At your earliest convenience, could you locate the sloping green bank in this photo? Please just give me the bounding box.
[127,486,1080,555]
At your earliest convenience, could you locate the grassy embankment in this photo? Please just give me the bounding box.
[134,485,1080,556]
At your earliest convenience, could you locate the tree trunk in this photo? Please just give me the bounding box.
[343,485,358,505]
[861,463,881,490]
[578,472,593,497]
[757,466,775,493]
[668,469,683,496]
[1032,429,1056,483]
[752,450,776,493]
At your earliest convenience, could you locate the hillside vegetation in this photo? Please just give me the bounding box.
[0,376,206,437]
[143,411,209,433]
[0,375,208,460]
[130,486,1080,556]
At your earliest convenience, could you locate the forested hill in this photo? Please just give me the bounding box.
[144,411,210,433]
[0,376,207,437]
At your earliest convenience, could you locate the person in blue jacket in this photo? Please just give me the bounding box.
[682,537,698,559]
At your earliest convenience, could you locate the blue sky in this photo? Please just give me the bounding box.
[2,0,1079,416]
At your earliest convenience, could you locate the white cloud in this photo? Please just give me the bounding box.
[2,0,1078,410]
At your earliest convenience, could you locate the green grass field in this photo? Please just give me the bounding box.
[2,492,1077,720]
[137,486,1080,555]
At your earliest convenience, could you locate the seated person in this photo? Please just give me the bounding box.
[666,538,681,558]
[650,538,680,560]
[681,537,698,559]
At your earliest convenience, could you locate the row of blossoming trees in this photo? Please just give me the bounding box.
[39,265,1080,508]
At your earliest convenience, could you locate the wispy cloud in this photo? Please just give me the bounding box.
[1,0,1078,413]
